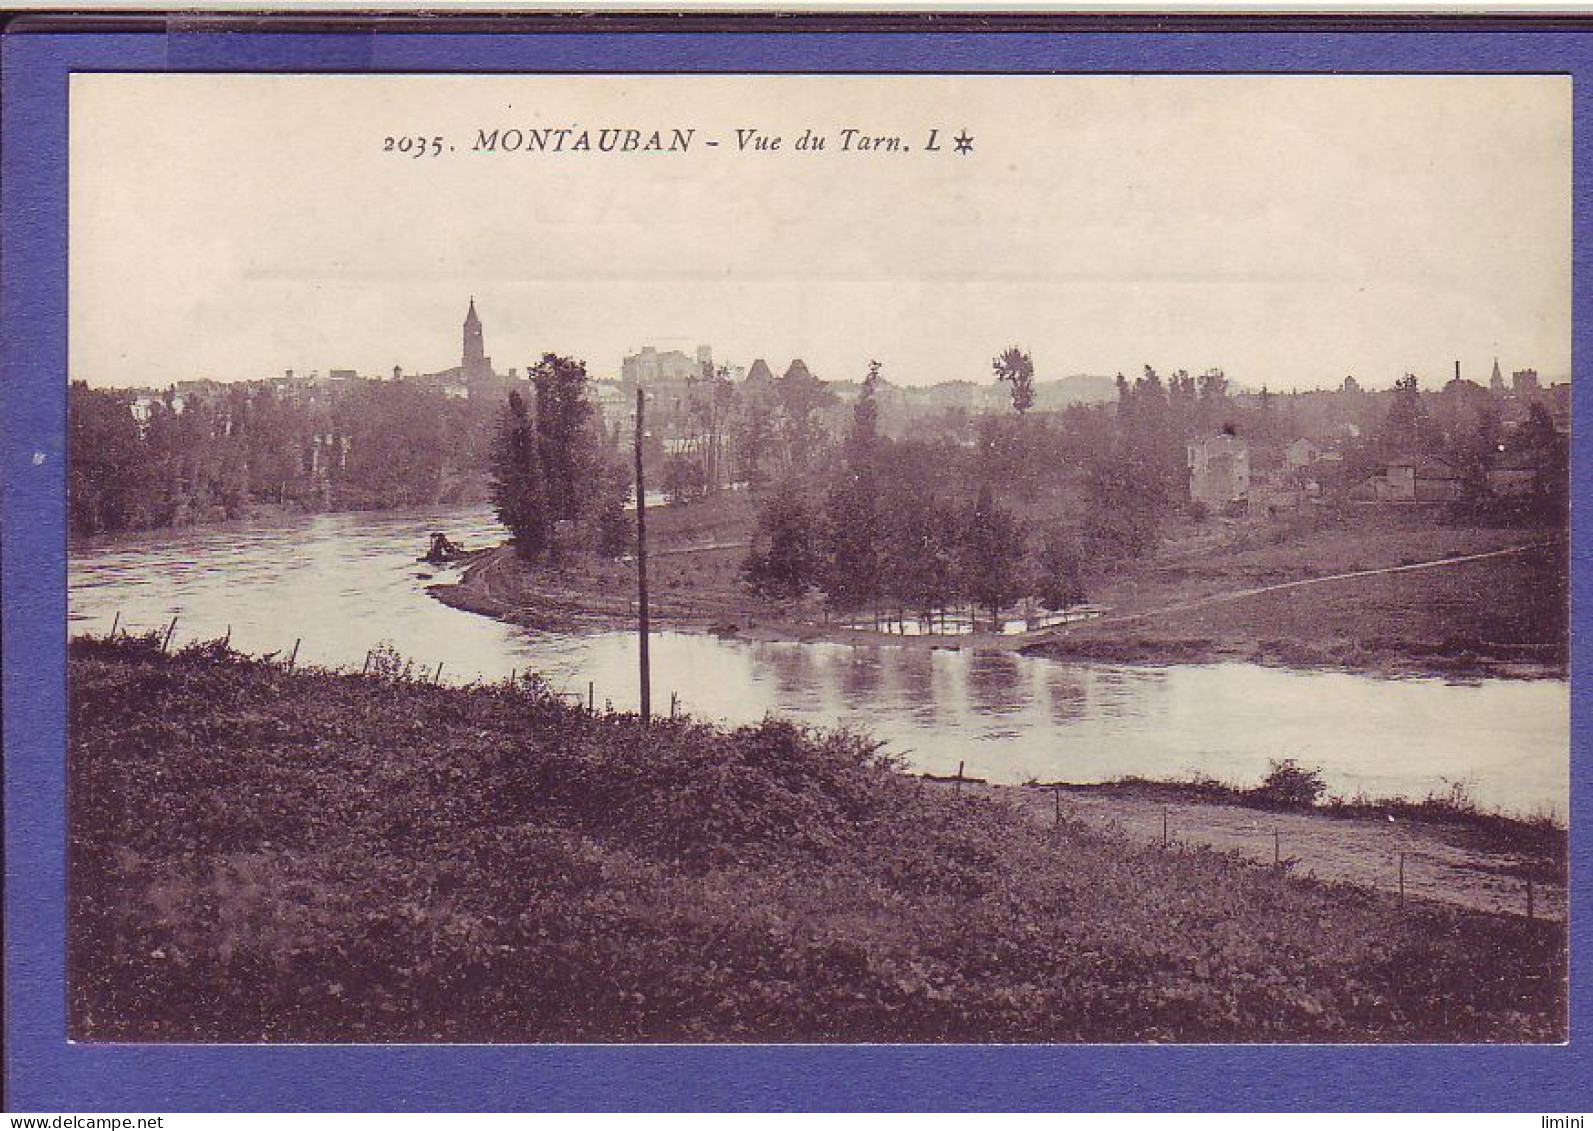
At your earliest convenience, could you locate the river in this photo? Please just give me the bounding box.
[68,504,1570,818]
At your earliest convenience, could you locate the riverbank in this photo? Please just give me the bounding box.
[70,636,1565,1042]
[432,498,1567,678]
[988,779,1566,921]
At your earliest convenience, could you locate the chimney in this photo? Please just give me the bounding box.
[1455,360,1461,383]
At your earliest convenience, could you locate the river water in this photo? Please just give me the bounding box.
[68,504,1570,818]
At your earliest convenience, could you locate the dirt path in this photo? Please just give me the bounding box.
[1031,540,1554,640]
[653,539,751,558]
[951,782,1565,921]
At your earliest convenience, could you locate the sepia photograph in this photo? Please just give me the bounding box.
[62,71,1570,1046]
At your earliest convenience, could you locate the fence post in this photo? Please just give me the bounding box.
[434,662,444,686]
[223,624,232,647]
[161,615,179,654]
[286,638,300,672]
[1053,785,1061,827]
[1274,829,1281,867]
[1162,807,1169,848]
[589,680,595,712]
[109,611,120,639]
[1398,852,1406,906]
[955,760,964,795]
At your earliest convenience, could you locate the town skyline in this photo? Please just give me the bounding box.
[74,294,1567,397]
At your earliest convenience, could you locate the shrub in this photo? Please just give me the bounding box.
[1249,758,1326,809]
[365,639,417,681]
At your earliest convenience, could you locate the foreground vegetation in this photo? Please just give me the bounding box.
[70,637,1566,1043]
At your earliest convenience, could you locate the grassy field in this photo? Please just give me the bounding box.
[70,636,1567,1043]
[1032,518,1566,676]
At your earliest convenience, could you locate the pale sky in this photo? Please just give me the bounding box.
[70,73,1571,391]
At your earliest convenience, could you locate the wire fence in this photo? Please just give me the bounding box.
[921,772,1564,923]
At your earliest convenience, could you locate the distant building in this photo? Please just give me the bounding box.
[401,298,524,400]
[744,358,776,397]
[461,297,492,383]
[782,358,816,385]
[1187,431,1250,508]
[589,380,631,434]
[1284,438,1321,469]
[1350,459,1462,504]
[1513,368,1540,396]
[622,345,708,385]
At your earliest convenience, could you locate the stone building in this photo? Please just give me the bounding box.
[1187,431,1250,509]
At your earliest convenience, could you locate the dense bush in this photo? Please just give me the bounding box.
[1248,759,1328,810]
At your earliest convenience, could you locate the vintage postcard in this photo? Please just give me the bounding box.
[6,21,1587,1113]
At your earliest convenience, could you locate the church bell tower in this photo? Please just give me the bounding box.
[462,297,492,383]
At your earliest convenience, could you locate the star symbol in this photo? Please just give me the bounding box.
[954,130,974,155]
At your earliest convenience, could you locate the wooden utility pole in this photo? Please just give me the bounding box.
[635,386,651,724]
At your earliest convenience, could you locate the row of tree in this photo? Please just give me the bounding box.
[68,380,501,536]
[742,362,1089,627]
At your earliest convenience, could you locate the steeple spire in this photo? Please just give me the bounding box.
[461,296,488,381]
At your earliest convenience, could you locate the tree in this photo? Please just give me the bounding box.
[686,361,738,495]
[530,353,594,524]
[879,482,959,628]
[1378,372,1426,455]
[336,381,445,508]
[1449,401,1502,506]
[588,425,635,557]
[993,347,1036,415]
[1519,402,1568,519]
[68,383,156,535]
[957,482,1026,631]
[734,401,777,490]
[1033,525,1087,611]
[663,452,708,506]
[1081,438,1166,559]
[1196,367,1229,431]
[848,360,883,457]
[742,482,820,602]
[820,362,886,616]
[490,390,549,561]
[774,359,836,473]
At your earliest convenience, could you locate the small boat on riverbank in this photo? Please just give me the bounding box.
[420,531,472,565]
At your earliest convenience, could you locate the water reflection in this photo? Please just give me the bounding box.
[892,649,939,726]
[1046,669,1088,726]
[966,651,1025,717]
[67,504,1569,817]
